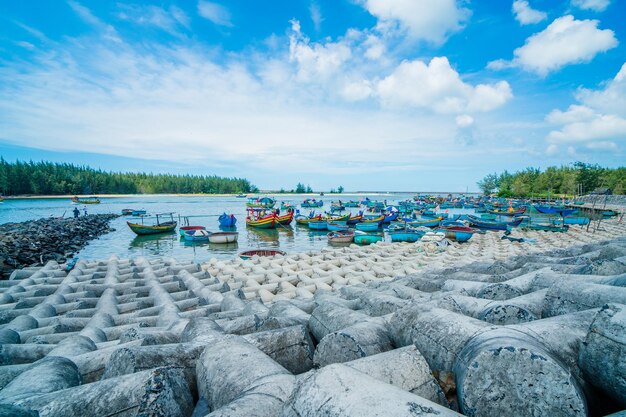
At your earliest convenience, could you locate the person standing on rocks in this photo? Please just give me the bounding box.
[83,206,88,216]
[73,207,80,218]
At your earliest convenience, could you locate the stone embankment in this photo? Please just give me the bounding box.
[0,238,625,416]
[0,215,118,279]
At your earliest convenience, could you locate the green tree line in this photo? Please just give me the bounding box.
[0,159,257,195]
[477,162,626,197]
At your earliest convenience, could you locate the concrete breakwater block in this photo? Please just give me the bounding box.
[0,239,625,416]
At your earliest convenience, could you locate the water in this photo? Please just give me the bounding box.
[0,193,430,263]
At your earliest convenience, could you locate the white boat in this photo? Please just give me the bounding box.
[208,231,239,244]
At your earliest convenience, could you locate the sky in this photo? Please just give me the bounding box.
[0,0,625,192]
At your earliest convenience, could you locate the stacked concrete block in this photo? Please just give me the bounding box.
[0,239,624,416]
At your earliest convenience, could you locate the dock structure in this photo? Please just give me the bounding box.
[0,238,625,416]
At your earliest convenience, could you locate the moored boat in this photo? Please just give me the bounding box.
[327,229,355,244]
[308,220,328,231]
[276,211,295,225]
[346,213,363,225]
[246,197,276,209]
[131,209,147,216]
[524,223,569,232]
[487,208,526,217]
[239,249,286,260]
[71,196,101,204]
[121,209,133,215]
[246,213,276,229]
[533,205,578,217]
[436,225,475,242]
[408,217,442,228]
[354,231,384,245]
[355,221,379,232]
[127,213,177,236]
[301,198,323,208]
[179,225,206,237]
[208,231,239,244]
[184,229,211,242]
[327,221,349,232]
[550,216,590,226]
[467,215,522,231]
[344,201,360,208]
[389,228,424,243]
[236,193,247,198]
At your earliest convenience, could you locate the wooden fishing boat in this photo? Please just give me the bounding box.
[533,205,577,217]
[382,211,399,224]
[308,220,328,231]
[276,211,294,226]
[183,229,210,242]
[344,201,360,208]
[361,215,384,224]
[355,222,379,232]
[347,213,363,225]
[389,228,424,243]
[121,209,133,215]
[327,229,355,244]
[179,225,206,237]
[239,249,286,260]
[246,197,276,208]
[301,199,323,208]
[127,213,177,236]
[467,215,522,231]
[246,213,276,229]
[436,225,475,242]
[327,222,349,232]
[354,231,384,245]
[524,223,569,233]
[208,231,239,244]
[295,214,321,225]
[550,216,590,226]
[71,196,100,204]
[132,209,146,216]
[487,208,526,217]
[218,213,237,227]
[280,202,295,211]
[408,217,442,228]
[236,193,247,198]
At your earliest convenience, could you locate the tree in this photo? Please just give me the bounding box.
[305,184,313,193]
[295,183,306,193]
[337,185,344,193]
[477,173,498,195]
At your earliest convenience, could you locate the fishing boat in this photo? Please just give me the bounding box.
[467,215,522,231]
[301,198,323,208]
[355,222,379,232]
[218,213,237,228]
[344,201,360,208]
[131,209,147,216]
[327,221,349,232]
[327,229,355,244]
[533,205,578,217]
[382,210,399,224]
[246,212,276,229]
[239,249,286,260]
[71,196,101,204]
[436,225,475,242]
[246,197,276,209]
[208,231,239,244]
[236,193,247,198]
[550,216,590,226]
[354,231,384,245]
[295,213,322,225]
[361,215,384,224]
[276,211,294,225]
[183,229,210,242]
[308,220,328,231]
[121,209,133,215]
[280,202,295,211]
[408,217,442,228]
[347,213,363,225]
[487,208,526,217]
[524,223,569,233]
[389,228,424,243]
[179,225,206,237]
[127,213,177,236]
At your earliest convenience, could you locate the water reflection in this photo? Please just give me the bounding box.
[246,227,280,246]
[129,232,177,255]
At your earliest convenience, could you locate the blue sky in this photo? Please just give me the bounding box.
[0,0,625,192]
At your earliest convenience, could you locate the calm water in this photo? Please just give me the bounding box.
[0,193,458,263]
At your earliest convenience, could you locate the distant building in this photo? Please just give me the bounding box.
[590,187,611,195]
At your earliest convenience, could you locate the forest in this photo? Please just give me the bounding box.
[0,159,257,195]
[477,162,626,197]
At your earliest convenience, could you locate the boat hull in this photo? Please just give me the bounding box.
[308,221,328,231]
[179,226,206,237]
[354,232,384,245]
[327,230,354,243]
[218,213,237,227]
[389,230,423,242]
[128,221,177,236]
[355,222,379,232]
[208,232,239,244]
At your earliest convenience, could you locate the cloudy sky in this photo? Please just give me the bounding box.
[0,0,624,191]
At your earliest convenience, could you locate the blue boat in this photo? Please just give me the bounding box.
[382,210,399,224]
[183,229,210,242]
[132,209,147,216]
[408,217,441,228]
[308,220,328,230]
[550,216,590,226]
[533,205,578,217]
[218,213,237,227]
[389,228,424,243]
[355,222,379,232]
[327,221,349,231]
[436,225,474,242]
[468,215,522,231]
[354,231,384,245]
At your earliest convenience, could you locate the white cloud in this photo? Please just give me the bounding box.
[571,0,611,12]
[67,0,121,43]
[545,144,559,156]
[309,2,323,32]
[341,80,373,101]
[489,15,617,75]
[376,57,512,113]
[359,0,471,44]
[289,20,351,82]
[512,1,547,25]
[546,63,626,150]
[197,1,233,27]
[363,35,385,60]
[117,4,190,35]
[456,115,474,127]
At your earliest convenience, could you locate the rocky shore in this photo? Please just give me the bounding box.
[0,237,624,416]
[0,214,118,279]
